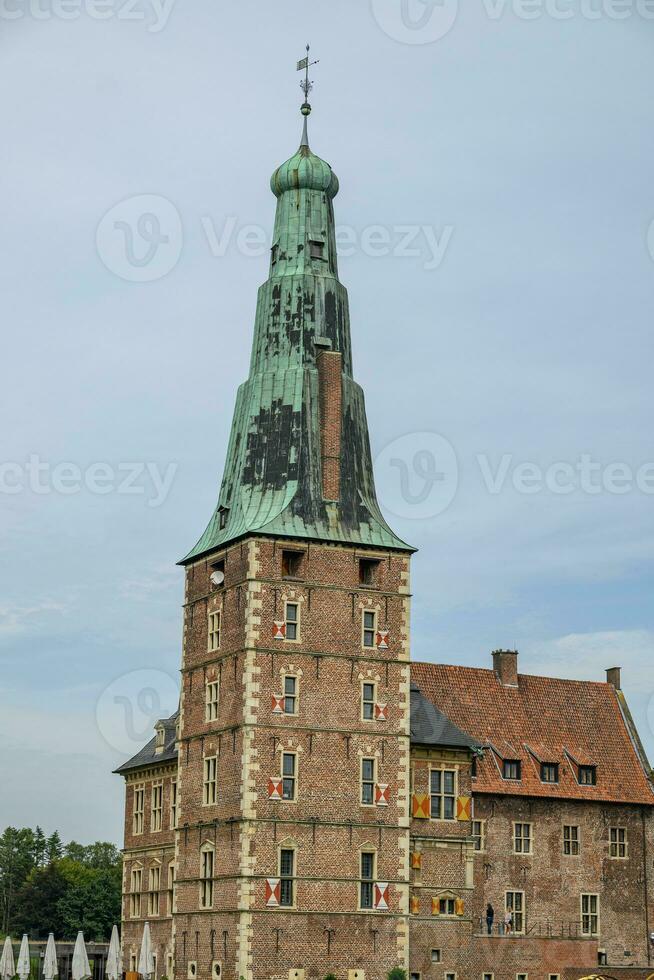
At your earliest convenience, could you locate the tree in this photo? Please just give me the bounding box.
[46,832,63,863]
[57,860,121,942]
[33,827,47,868]
[0,828,36,934]
[12,864,68,939]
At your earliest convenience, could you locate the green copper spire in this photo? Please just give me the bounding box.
[181,70,413,564]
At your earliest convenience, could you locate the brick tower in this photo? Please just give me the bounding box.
[172,94,415,980]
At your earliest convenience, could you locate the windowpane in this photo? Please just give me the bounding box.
[363,610,376,648]
[280,848,295,907]
[285,604,299,641]
[503,760,521,780]
[362,683,375,720]
[208,611,221,652]
[360,852,375,909]
[430,768,456,820]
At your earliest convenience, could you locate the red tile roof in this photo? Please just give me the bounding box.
[412,662,654,805]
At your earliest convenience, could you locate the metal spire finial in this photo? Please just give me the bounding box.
[297,44,319,146]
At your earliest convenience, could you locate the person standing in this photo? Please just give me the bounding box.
[504,908,513,935]
[486,903,495,935]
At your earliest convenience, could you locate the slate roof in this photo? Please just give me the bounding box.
[114,712,179,774]
[410,683,480,751]
[412,662,654,805]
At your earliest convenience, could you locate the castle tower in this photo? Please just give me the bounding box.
[173,81,415,980]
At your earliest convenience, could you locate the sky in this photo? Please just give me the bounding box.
[1,0,653,845]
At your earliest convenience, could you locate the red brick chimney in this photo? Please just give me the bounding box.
[493,649,519,688]
[606,666,622,690]
[316,340,343,502]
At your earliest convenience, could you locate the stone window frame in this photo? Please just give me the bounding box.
[563,824,580,856]
[132,784,145,836]
[129,863,143,919]
[609,826,628,859]
[205,678,220,722]
[362,608,378,649]
[147,862,161,918]
[430,950,441,964]
[199,842,215,910]
[483,974,494,980]
[505,889,526,935]
[284,600,301,643]
[581,893,600,936]
[281,750,298,801]
[429,766,458,821]
[207,608,222,653]
[360,755,377,808]
[150,781,164,833]
[358,846,377,912]
[472,819,486,852]
[167,860,175,917]
[282,672,300,716]
[436,893,458,917]
[513,822,533,855]
[170,778,178,830]
[203,755,218,806]
[278,839,298,909]
[444,973,457,980]
[361,678,377,722]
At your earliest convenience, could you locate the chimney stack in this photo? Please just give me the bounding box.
[493,649,519,688]
[606,666,622,690]
[316,338,343,502]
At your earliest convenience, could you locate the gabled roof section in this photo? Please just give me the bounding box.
[114,712,179,775]
[411,663,654,805]
[410,684,480,751]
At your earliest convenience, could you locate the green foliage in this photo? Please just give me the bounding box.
[324,974,338,980]
[387,970,407,980]
[0,827,121,940]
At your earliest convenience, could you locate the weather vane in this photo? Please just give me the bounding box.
[297,44,319,116]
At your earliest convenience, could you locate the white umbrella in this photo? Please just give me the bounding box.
[16,937,29,980]
[71,933,91,980]
[106,927,121,980]
[43,935,58,980]
[137,923,154,980]
[0,937,15,980]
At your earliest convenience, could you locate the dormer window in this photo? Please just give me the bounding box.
[155,725,165,753]
[503,759,521,781]
[271,243,279,265]
[219,508,228,530]
[309,240,325,260]
[541,763,559,784]
[578,765,597,786]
